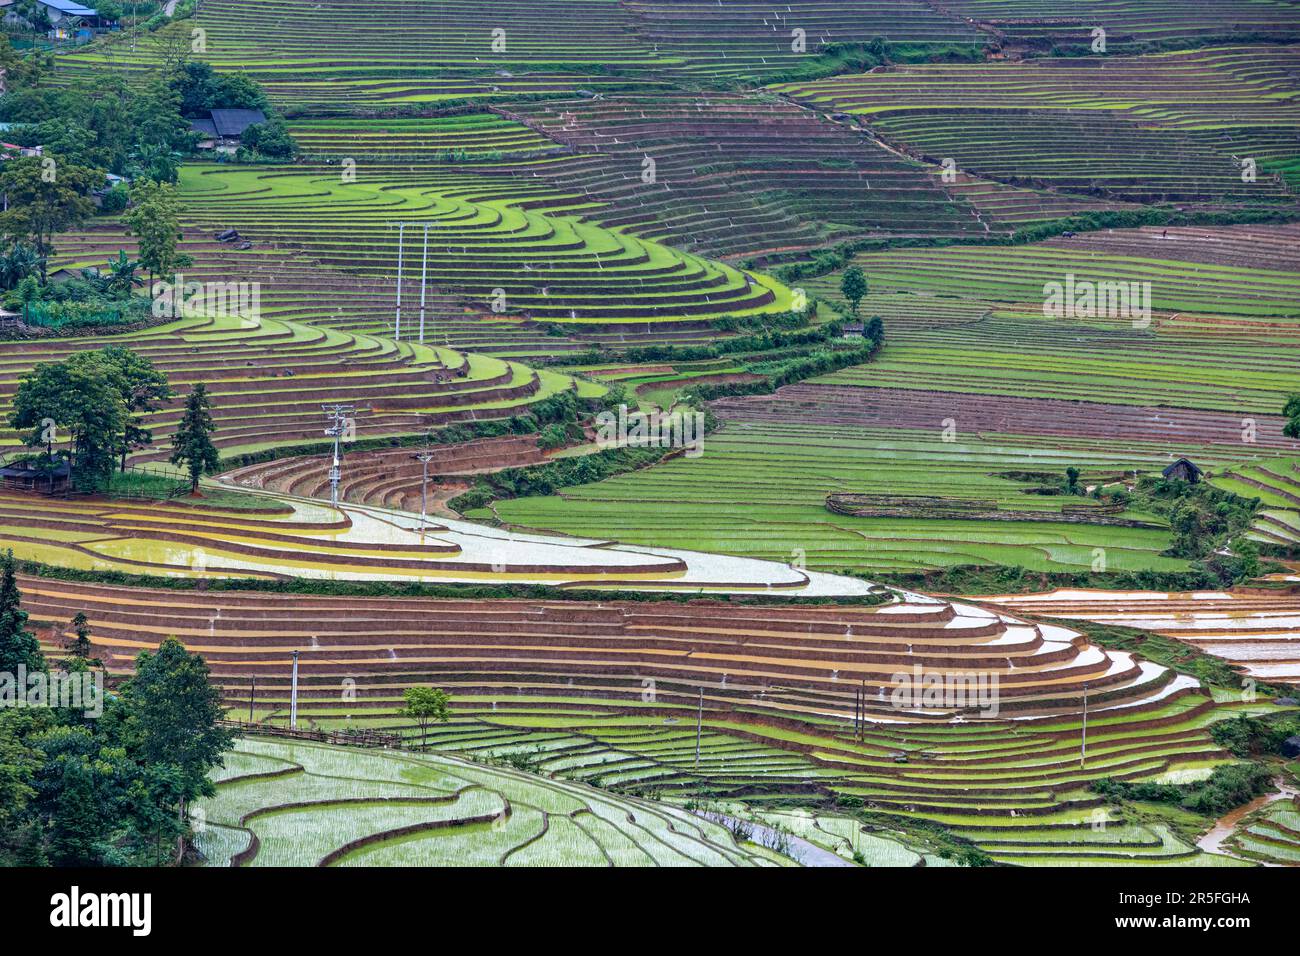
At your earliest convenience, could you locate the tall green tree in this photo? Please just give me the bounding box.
[0,550,42,675]
[70,347,173,472]
[122,179,190,288]
[0,157,101,281]
[840,265,868,318]
[10,359,127,489]
[121,638,232,862]
[1283,394,1300,439]
[402,687,451,748]
[169,383,219,492]
[68,612,92,662]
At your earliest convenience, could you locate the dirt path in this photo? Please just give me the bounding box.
[1196,777,1298,864]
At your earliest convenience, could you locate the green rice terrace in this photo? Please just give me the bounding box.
[2,0,1298,876]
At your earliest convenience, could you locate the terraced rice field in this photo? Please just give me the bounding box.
[20,0,1300,874]
[0,484,875,592]
[809,225,1300,410]
[1213,456,1300,549]
[32,576,1289,865]
[941,0,1300,50]
[479,392,1300,573]
[778,46,1300,203]
[197,737,778,866]
[985,590,1300,685]
[26,575,1192,722]
[52,156,798,358]
[1224,791,1300,865]
[0,313,578,460]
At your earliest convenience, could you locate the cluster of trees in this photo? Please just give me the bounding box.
[8,345,220,493]
[1134,476,1259,562]
[0,34,289,303]
[1091,761,1275,817]
[1283,394,1300,439]
[1211,713,1300,758]
[0,553,232,866]
[10,346,172,489]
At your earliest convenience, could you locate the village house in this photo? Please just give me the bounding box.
[1162,457,1204,484]
[0,0,100,38]
[190,108,268,154]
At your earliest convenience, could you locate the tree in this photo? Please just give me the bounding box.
[68,612,92,661]
[0,712,41,842]
[841,265,868,318]
[69,347,173,471]
[10,358,128,489]
[0,550,43,676]
[99,250,140,298]
[1284,394,1300,439]
[9,0,52,34]
[0,241,44,292]
[169,383,219,492]
[1065,466,1081,495]
[121,638,232,863]
[149,27,195,77]
[122,179,189,288]
[0,157,101,281]
[402,687,451,748]
[127,142,183,184]
[865,315,884,344]
[241,119,298,159]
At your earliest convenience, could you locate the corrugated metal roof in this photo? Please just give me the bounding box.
[40,0,99,16]
[210,109,267,137]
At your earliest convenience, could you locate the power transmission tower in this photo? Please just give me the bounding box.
[322,404,356,508]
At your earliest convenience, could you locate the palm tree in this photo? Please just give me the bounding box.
[101,250,140,298]
[0,242,43,292]
[128,143,183,184]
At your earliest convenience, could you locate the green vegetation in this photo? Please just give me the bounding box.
[170,383,219,492]
[0,569,230,867]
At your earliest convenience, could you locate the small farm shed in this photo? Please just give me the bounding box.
[1162,458,1203,484]
[191,109,267,151]
[0,459,70,493]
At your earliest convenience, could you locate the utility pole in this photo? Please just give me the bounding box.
[1080,682,1089,768]
[290,650,299,730]
[393,221,405,340]
[694,687,703,770]
[412,450,436,532]
[322,404,355,509]
[418,223,429,344]
[248,676,256,724]
[859,678,866,741]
